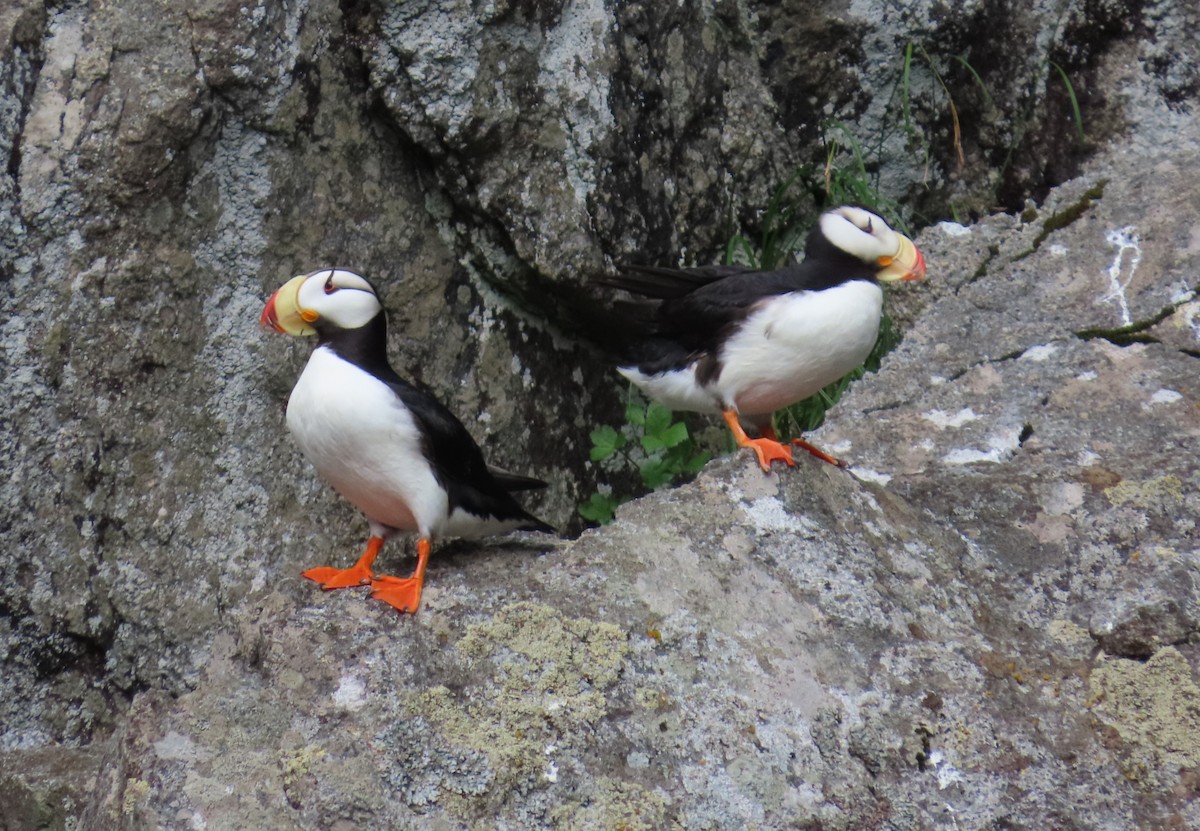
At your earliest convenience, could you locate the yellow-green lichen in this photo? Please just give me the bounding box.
[457,601,629,695]
[1089,647,1200,787]
[1104,475,1184,511]
[279,744,326,790]
[121,778,151,816]
[550,777,680,831]
[1047,619,1092,646]
[634,687,673,710]
[400,603,631,812]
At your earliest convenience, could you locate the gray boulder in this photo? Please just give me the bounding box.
[2,0,1200,829]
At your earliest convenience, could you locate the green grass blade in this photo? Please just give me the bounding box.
[951,54,993,109]
[1050,61,1085,143]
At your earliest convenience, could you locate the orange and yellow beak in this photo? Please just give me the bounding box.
[260,274,318,336]
[875,234,926,283]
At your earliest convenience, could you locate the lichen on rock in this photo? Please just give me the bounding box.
[1089,648,1200,788]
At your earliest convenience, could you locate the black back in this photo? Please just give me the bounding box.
[596,223,877,375]
[317,315,554,533]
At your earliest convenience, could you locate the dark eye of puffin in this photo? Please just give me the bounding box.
[864,218,874,234]
[324,274,336,294]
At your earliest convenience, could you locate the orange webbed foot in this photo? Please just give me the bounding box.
[301,536,384,590]
[369,575,423,614]
[368,538,431,615]
[723,410,795,473]
[302,562,374,589]
[742,437,796,473]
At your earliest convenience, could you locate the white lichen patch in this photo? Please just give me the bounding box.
[333,674,367,711]
[826,439,853,455]
[383,3,482,141]
[1145,388,1182,407]
[1101,226,1142,326]
[941,427,1023,465]
[1169,283,1196,304]
[154,731,206,762]
[1044,482,1085,515]
[1020,343,1058,362]
[935,221,971,237]
[741,496,814,534]
[927,750,965,789]
[852,468,893,486]
[1075,370,1098,381]
[1048,243,1069,256]
[922,407,979,429]
[1180,300,1200,342]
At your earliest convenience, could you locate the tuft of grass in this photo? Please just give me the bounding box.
[951,54,994,111]
[725,168,810,271]
[915,44,965,171]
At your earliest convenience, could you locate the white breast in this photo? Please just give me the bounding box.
[717,280,884,417]
[285,347,447,536]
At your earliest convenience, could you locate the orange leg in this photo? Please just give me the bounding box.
[302,535,383,589]
[760,418,847,469]
[723,410,794,473]
[369,538,431,614]
[790,437,848,469]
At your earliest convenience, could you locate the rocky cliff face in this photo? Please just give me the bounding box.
[1,0,1198,828]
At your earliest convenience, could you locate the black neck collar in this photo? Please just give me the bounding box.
[317,312,394,378]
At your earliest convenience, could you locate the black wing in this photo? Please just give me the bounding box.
[383,373,554,534]
[608,257,876,347]
[594,263,761,300]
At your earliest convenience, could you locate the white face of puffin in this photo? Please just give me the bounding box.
[260,268,383,335]
[818,206,926,283]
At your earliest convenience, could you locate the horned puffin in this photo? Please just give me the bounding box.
[595,206,926,472]
[260,268,553,614]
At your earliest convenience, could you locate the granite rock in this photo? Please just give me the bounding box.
[2,1,1199,829]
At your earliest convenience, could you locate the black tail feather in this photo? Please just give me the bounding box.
[487,467,550,492]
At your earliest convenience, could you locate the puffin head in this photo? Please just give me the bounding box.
[260,268,382,336]
[818,206,926,283]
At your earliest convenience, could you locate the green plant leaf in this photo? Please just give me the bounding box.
[683,451,712,475]
[640,433,665,453]
[578,492,620,524]
[625,402,646,426]
[589,425,625,461]
[645,402,673,435]
[638,458,673,490]
[659,421,689,449]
